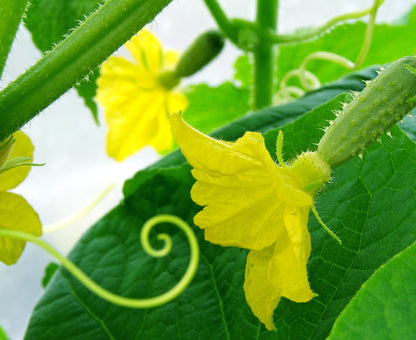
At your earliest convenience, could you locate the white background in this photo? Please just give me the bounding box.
[1,0,415,338]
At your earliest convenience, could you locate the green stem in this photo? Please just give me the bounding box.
[253,0,278,109]
[203,0,238,45]
[0,0,29,79]
[0,0,172,141]
[0,215,199,308]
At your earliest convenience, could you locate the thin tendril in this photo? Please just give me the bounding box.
[299,52,355,90]
[311,204,342,245]
[354,0,382,68]
[269,0,385,44]
[0,214,199,308]
[43,183,117,233]
[276,130,287,168]
[275,0,383,103]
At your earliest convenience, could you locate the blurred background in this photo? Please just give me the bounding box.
[1,0,415,338]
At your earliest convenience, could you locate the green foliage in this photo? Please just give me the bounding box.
[328,240,416,339]
[24,0,104,123]
[183,82,250,133]
[24,0,104,52]
[233,54,252,89]
[41,262,59,288]
[25,67,416,339]
[0,325,9,340]
[0,0,28,79]
[2,1,416,339]
[276,4,416,88]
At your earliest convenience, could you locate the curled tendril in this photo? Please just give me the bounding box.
[275,0,383,104]
[0,214,199,308]
[43,183,117,233]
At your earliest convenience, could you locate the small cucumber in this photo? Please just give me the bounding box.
[318,56,416,167]
[174,30,224,78]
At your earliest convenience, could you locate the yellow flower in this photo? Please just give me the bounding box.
[96,29,188,161]
[0,132,42,265]
[171,112,331,331]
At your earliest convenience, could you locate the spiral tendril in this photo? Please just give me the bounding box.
[275,0,383,104]
[0,214,199,308]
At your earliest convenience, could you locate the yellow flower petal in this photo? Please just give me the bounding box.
[244,245,281,331]
[172,113,292,250]
[0,191,42,265]
[163,50,180,69]
[97,29,186,160]
[269,207,314,302]
[126,30,163,74]
[168,91,188,114]
[105,91,173,160]
[0,132,33,191]
[97,57,156,108]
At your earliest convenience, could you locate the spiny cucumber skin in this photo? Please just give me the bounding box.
[318,56,416,167]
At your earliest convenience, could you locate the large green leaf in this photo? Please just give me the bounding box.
[328,240,416,339]
[25,66,416,339]
[24,0,104,123]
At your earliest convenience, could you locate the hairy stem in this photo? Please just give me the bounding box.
[253,0,278,109]
[0,0,172,141]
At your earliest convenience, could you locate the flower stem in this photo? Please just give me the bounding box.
[203,0,238,45]
[253,0,278,109]
[0,215,199,308]
[0,0,172,141]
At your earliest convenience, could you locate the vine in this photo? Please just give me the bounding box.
[275,0,384,103]
[0,215,199,308]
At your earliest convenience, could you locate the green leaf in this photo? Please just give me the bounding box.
[25,67,392,339]
[276,5,416,89]
[328,240,416,339]
[24,0,104,123]
[76,69,100,124]
[41,262,59,288]
[0,0,29,79]
[183,81,250,133]
[28,103,416,338]
[0,325,9,340]
[233,54,252,89]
